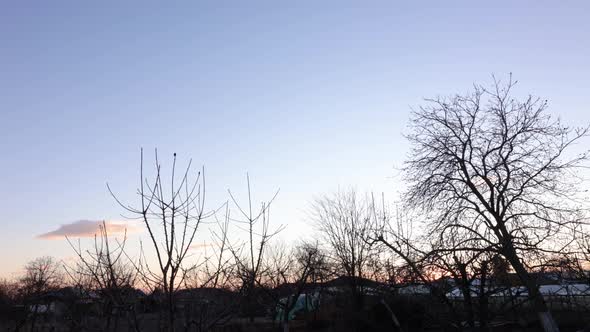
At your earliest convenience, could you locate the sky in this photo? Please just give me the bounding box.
[1,1,589,278]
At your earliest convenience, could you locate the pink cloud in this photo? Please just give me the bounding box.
[37,220,139,240]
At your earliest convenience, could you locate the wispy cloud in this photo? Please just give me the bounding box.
[37,220,139,240]
[189,242,213,251]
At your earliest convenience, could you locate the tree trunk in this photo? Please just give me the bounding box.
[168,294,175,332]
[537,311,560,332]
[478,265,490,332]
[503,247,559,332]
[477,288,490,332]
[380,299,402,331]
[30,304,39,332]
[459,282,475,330]
[457,264,475,330]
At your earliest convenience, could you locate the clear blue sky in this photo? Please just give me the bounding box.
[1,1,589,277]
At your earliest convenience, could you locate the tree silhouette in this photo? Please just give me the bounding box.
[402,75,589,332]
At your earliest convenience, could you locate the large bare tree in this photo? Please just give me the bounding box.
[403,75,589,332]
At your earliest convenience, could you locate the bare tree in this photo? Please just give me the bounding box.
[372,209,466,330]
[20,257,62,298]
[183,206,235,291]
[263,241,295,290]
[310,189,377,317]
[108,149,212,332]
[271,242,323,332]
[19,256,63,331]
[227,174,283,322]
[427,235,491,330]
[0,278,20,329]
[180,205,238,332]
[402,75,590,332]
[0,279,18,306]
[65,221,140,331]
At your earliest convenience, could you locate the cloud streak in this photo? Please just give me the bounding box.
[189,242,213,251]
[37,220,139,240]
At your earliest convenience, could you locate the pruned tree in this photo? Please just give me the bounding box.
[180,205,238,332]
[227,174,283,322]
[183,210,235,291]
[402,75,590,332]
[108,149,212,332]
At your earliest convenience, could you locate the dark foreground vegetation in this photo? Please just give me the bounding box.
[2,259,590,332]
[2,76,590,332]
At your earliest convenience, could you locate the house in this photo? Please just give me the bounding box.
[27,287,99,316]
[395,284,431,295]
